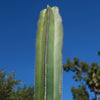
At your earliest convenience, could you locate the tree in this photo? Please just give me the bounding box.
[71,83,89,100]
[0,69,34,100]
[11,84,34,100]
[0,69,21,100]
[63,57,100,100]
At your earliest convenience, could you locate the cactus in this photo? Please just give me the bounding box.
[35,5,63,100]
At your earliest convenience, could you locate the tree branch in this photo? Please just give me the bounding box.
[74,65,82,72]
[93,87,100,94]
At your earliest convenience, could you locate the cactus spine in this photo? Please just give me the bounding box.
[35,5,63,100]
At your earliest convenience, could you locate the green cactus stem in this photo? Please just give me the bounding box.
[35,5,63,100]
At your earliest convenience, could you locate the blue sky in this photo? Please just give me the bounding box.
[0,0,100,100]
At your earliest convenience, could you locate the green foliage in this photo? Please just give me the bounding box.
[35,5,63,100]
[63,57,100,100]
[0,69,21,100]
[0,69,34,100]
[11,84,34,100]
[71,84,89,100]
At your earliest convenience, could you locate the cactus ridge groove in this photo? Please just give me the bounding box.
[44,6,50,100]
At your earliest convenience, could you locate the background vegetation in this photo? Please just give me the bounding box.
[63,52,100,100]
[0,69,34,100]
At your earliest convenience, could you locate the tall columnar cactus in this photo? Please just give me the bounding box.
[35,5,63,100]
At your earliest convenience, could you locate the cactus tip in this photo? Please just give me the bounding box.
[47,5,50,9]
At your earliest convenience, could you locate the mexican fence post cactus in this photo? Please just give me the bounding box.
[35,5,63,100]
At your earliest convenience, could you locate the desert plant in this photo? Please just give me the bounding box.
[35,5,63,100]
